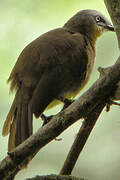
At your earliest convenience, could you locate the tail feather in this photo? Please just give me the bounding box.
[3,88,33,152]
[14,88,33,150]
[2,94,17,137]
[15,100,22,147]
[21,103,29,142]
[18,102,33,145]
[8,116,16,152]
[28,104,33,135]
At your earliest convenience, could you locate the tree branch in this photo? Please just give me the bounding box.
[60,101,105,175]
[104,0,120,48]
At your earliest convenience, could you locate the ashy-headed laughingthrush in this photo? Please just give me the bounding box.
[2,9,114,152]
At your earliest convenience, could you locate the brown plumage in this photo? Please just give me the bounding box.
[2,10,114,152]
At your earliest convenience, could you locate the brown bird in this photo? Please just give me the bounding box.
[2,10,114,152]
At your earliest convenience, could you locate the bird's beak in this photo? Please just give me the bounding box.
[97,21,114,32]
[106,24,114,31]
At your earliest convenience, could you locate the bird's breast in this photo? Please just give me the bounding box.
[63,39,95,98]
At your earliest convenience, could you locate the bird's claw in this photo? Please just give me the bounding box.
[41,114,53,126]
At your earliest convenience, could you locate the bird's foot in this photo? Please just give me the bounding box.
[41,114,62,141]
[8,151,15,161]
[106,99,120,112]
[58,96,74,110]
[41,114,53,126]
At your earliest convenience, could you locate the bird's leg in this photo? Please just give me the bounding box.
[57,96,74,110]
[41,114,53,126]
[41,97,74,126]
[41,96,74,140]
[41,114,62,141]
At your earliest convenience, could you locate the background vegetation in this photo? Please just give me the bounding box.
[0,0,119,179]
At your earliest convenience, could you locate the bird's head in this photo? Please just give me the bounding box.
[64,9,114,43]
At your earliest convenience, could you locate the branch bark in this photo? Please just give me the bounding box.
[26,174,85,180]
[60,102,105,175]
[104,0,120,48]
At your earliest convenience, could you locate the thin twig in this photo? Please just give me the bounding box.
[60,102,105,175]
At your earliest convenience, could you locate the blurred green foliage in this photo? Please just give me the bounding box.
[0,1,120,180]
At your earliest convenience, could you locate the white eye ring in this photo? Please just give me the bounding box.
[96,16,101,22]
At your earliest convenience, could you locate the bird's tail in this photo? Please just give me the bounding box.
[2,88,33,152]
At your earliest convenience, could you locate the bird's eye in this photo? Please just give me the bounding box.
[96,16,101,22]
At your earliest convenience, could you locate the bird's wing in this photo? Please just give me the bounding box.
[30,65,65,118]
